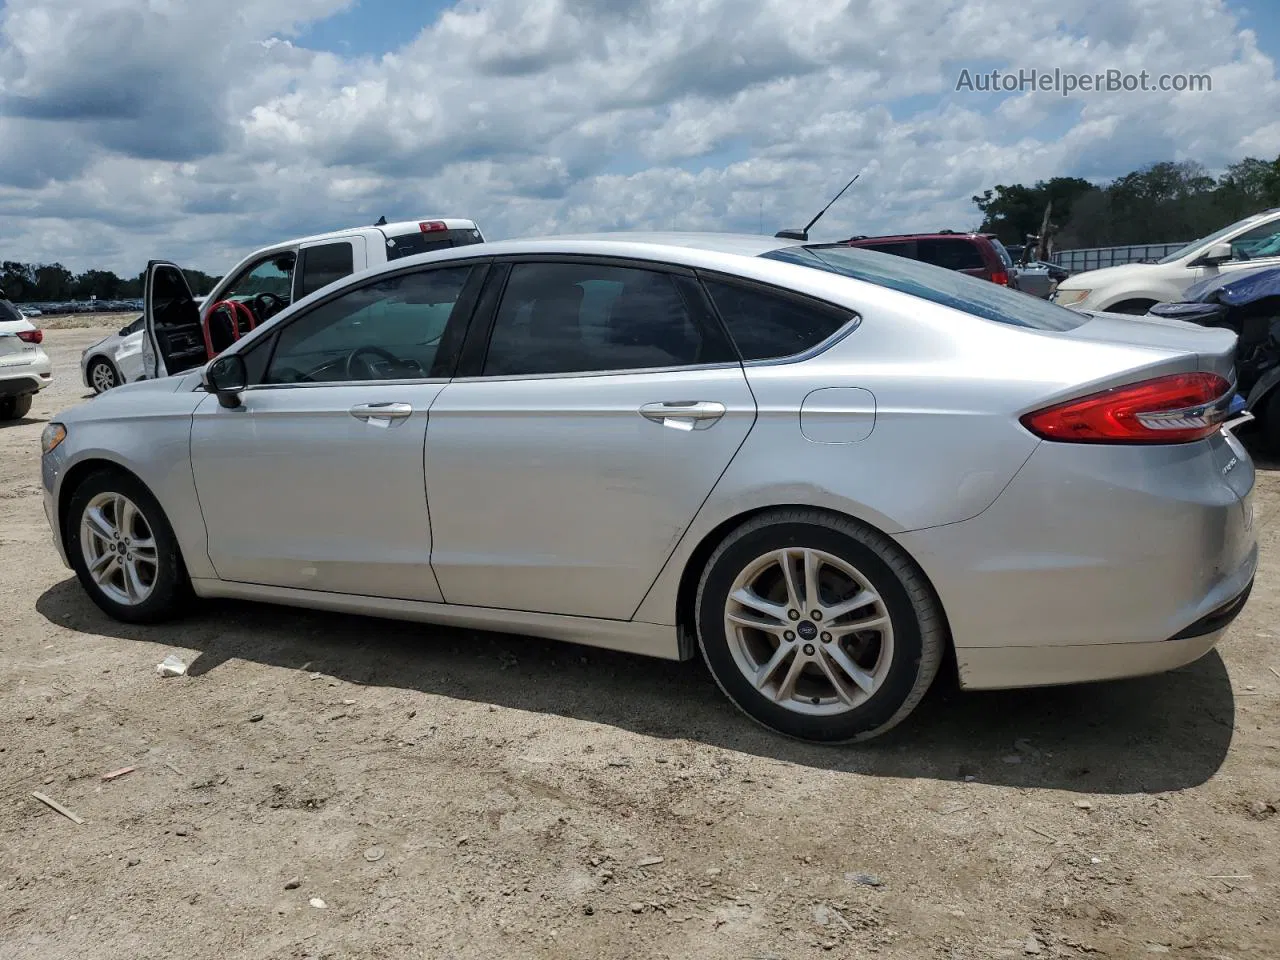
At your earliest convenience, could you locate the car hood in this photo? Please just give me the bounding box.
[1055,262,1157,289]
[82,334,114,356]
[57,373,199,424]
[1182,265,1280,305]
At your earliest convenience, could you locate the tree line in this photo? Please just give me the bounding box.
[0,262,221,303]
[973,155,1280,252]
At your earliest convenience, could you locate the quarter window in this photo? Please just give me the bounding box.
[701,278,851,361]
[263,266,473,384]
[482,262,721,376]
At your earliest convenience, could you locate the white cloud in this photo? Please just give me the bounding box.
[0,0,1275,275]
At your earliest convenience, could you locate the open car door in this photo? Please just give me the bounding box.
[142,260,202,379]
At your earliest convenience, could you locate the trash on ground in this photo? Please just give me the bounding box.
[309,897,327,909]
[364,846,385,862]
[155,654,187,677]
[637,855,664,867]
[101,766,136,782]
[31,791,85,824]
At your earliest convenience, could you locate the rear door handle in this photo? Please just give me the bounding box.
[639,401,727,430]
[350,401,413,427]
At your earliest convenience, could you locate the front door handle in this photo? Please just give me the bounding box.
[639,401,727,430]
[350,401,413,427]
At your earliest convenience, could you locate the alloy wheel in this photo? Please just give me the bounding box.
[91,361,117,392]
[79,492,159,606]
[722,547,895,716]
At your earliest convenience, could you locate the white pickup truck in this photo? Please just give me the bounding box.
[142,217,484,379]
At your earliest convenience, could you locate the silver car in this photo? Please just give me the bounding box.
[81,315,145,393]
[39,233,1257,742]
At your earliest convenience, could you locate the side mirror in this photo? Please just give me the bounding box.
[1193,242,1234,267]
[204,353,247,409]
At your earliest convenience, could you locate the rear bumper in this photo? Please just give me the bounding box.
[0,348,52,394]
[899,430,1257,689]
[958,571,1253,689]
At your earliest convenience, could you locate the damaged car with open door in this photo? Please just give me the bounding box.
[1146,265,1280,449]
[141,218,484,380]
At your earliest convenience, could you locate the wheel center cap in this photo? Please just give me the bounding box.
[797,620,818,641]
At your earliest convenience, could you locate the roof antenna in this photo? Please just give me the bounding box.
[775,175,859,241]
[374,215,387,226]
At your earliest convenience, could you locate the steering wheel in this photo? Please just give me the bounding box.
[345,345,400,381]
[252,292,287,323]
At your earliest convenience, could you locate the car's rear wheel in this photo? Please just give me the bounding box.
[66,469,188,623]
[0,393,33,420]
[88,358,119,393]
[695,509,945,742]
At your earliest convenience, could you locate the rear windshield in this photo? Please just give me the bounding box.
[763,244,1088,331]
[384,228,484,262]
[0,299,23,323]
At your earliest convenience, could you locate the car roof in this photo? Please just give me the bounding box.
[282,218,480,247]
[846,232,991,243]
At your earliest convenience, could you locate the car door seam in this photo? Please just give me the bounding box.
[626,364,759,624]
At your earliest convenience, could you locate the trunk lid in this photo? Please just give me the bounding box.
[1069,309,1238,382]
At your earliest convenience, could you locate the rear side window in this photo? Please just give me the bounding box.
[482,262,728,376]
[763,245,1088,332]
[297,242,355,298]
[856,240,916,258]
[701,278,852,361]
[916,239,985,271]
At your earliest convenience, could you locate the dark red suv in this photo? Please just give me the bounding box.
[843,231,1016,287]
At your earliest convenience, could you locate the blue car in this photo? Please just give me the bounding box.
[1147,265,1280,447]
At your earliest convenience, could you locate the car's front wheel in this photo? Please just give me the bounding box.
[88,358,119,393]
[695,509,945,742]
[66,468,188,623]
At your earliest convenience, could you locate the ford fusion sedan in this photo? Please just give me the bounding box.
[40,233,1257,742]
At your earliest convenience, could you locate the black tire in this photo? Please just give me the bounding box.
[0,393,33,420]
[88,358,119,393]
[65,468,189,624]
[1105,299,1157,315]
[695,509,946,743]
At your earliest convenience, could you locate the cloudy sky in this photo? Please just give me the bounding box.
[1,0,1278,276]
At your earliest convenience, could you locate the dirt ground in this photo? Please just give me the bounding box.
[2,328,1278,960]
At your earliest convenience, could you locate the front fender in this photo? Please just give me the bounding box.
[48,386,212,579]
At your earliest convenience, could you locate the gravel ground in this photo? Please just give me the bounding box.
[1,328,1278,960]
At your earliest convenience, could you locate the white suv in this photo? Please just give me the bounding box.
[1052,208,1280,313]
[0,296,51,420]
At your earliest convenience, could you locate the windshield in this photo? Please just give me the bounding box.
[764,244,1088,331]
[1155,215,1267,264]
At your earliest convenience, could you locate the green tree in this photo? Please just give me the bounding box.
[972,177,1097,245]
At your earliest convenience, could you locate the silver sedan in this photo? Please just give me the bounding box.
[40,233,1257,742]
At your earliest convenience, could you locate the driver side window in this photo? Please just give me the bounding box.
[262,266,474,384]
[1230,221,1280,261]
[221,253,297,312]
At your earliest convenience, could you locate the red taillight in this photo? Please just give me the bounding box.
[17,329,42,344]
[990,270,1009,286]
[1020,372,1232,444]
[419,220,447,233]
